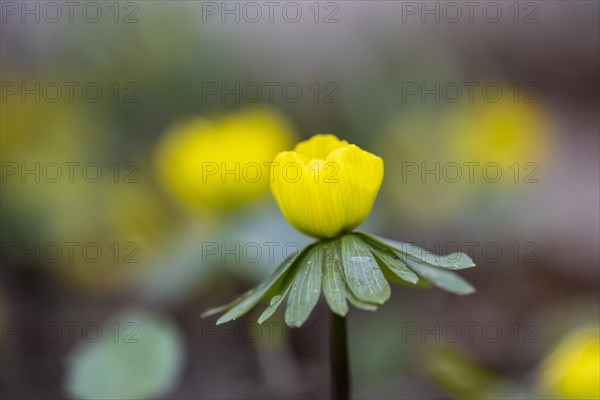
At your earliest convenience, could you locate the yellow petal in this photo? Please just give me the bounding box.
[270,135,384,239]
[294,134,348,163]
[328,144,384,231]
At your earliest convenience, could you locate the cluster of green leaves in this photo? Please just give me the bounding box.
[203,232,476,327]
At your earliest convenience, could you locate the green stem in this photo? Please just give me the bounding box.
[330,311,350,400]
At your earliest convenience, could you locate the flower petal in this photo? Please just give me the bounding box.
[327,145,384,232]
[271,151,347,238]
[294,133,348,163]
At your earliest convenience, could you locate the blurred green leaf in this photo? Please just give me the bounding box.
[66,309,183,400]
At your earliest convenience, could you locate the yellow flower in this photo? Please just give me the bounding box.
[442,95,550,169]
[270,134,384,239]
[156,107,295,211]
[538,325,600,399]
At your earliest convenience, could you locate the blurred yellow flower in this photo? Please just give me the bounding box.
[377,94,552,225]
[443,95,550,170]
[538,325,600,399]
[156,107,295,211]
[270,134,384,239]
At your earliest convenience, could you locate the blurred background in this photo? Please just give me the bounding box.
[1,1,599,399]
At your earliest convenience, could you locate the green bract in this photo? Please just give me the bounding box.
[202,232,476,328]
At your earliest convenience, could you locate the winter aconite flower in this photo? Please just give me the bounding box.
[156,107,295,211]
[270,134,384,239]
[204,134,476,328]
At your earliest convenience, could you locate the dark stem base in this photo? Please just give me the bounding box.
[330,311,350,400]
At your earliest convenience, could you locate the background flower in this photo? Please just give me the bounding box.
[537,325,600,399]
[156,107,296,211]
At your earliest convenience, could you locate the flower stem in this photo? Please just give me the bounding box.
[330,311,350,400]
